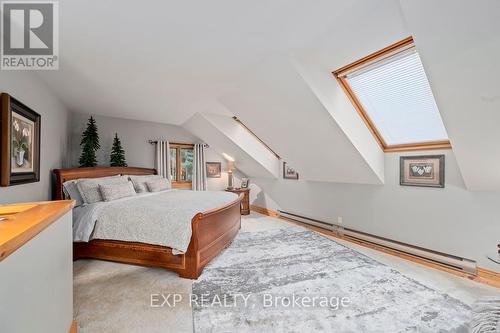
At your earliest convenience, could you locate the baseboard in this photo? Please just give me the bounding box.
[250,205,279,218]
[69,320,77,333]
[250,205,500,288]
[477,268,500,288]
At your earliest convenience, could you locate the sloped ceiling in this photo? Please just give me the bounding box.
[183,113,280,178]
[219,57,384,184]
[35,0,410,186]
[217,0,412,184]
[30,0,499,188]
[37,0,357,124]
[400,0,500,190]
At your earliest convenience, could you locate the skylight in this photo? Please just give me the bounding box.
[232,116,281,159]
[334,37,450,151]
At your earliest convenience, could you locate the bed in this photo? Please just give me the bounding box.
[53,166,242,279]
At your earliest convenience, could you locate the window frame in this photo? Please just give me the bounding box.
[169,142,194,188]
[333,36,451,152]
[232,116,281,159]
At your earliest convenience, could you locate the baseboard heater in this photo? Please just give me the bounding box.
[278,210,477,275]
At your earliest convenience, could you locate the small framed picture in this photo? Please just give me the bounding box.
[1,93,41,186]
[240,178,249,188]
[283,162,299,180]
[400,155,444,188]
[206,162,221,178]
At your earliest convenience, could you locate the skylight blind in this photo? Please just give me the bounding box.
[345,48,448,146]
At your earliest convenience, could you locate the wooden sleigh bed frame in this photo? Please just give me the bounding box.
[53,166,242,279]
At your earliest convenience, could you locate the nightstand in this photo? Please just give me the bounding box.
[225,188,250,215]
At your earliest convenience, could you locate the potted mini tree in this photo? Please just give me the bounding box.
[79,116,100,167]
[110,133,127,167]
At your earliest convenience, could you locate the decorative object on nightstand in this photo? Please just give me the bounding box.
[225,188,250,215]
[240,178,249,188]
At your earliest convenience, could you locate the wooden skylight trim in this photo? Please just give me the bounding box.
[333,36,451,152]
[232,116,281,159]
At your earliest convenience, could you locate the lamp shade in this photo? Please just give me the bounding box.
[227,160,234,171]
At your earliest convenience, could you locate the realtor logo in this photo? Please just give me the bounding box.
[1,1,59,70]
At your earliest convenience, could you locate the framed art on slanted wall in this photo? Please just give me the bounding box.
[400,155,444,188]
[283,162,299,180]
[0,93,41,186]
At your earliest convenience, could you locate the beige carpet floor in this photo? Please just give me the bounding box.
[74,260,192,333]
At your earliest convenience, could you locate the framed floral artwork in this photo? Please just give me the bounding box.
[1,93,41,186]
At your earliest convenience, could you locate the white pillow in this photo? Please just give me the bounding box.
[77,176,129,204]
[146,178,171,192]
[128,174,162,193]
[99,182,137,201]
[63,175,121,206]
[62,180,84,206]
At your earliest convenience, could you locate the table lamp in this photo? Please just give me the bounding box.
[227,160,234,190]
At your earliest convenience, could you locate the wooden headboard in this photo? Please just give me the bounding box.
[53,166,156,200]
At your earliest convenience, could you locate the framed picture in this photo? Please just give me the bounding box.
[0,93,41,186]
[400,155,444,188]
[240,178,249,188]
[206,162,221,178]
[283,162,299,180]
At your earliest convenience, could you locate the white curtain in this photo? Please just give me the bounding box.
[155,141,171,180]
[192,143,207,191]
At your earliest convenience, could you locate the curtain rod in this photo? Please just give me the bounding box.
[148,140,209,148]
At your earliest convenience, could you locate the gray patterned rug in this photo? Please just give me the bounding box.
[193,224,470,332]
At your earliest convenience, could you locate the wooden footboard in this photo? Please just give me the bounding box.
[72,194,242,279]
[179,193,242,278]
[55,166,242,279]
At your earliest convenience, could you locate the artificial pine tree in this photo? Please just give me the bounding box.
[79,116,100,167]
[110,133,127,167]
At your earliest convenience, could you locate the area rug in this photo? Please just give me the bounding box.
[193,224,470,332]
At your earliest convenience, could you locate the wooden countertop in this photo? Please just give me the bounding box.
[0,200,74,262]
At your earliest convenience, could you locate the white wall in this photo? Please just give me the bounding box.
[291,55,385,183]
[204,148,245,191]
[183,113,280,179]
[0,72,69,204]
[400,0,500,191]
[202,114,280,178]
[249,150,500,271]
[69,112,198,168]
[69,113,232,191]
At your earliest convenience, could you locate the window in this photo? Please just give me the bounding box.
[169,143,193,187]
[333,37,450,152]
[232,116,281,159]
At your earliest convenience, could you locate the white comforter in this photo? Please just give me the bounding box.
[73,190,238,254]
